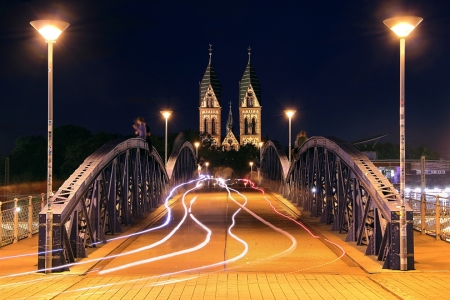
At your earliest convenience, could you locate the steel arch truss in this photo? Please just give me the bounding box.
[166,141,198,186]
[260,140,290,194]
[262,137,414,270]
[38,138,172,271]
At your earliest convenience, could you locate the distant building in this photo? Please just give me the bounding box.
[238,47,262,147]
[198,46,262,149]
[199,45,222,147]
[372,159,450,188]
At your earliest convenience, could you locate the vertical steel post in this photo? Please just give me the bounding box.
[45,40,54,273]
[288,116,292,163]
[398,37,407,271]
[28,196,33,237]
[164,117,168,166]
[13,198,18,243]
[41,193,45,210]
[435,195,441,240]
[421,192,426,233]
[421,155,426,234]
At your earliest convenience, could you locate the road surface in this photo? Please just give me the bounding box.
[91,183,364,277]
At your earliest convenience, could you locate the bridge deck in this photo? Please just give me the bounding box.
[1,189,449,299]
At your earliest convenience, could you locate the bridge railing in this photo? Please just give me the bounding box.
[0,194,45,247]
[408,192,450,241]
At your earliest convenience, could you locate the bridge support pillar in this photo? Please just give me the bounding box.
[384,210,414,270]
[38,210,69,272]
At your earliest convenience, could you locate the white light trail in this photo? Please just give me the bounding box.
[0,181,203,278]
[99,208,211,274]
[226,186,297,258]
[248,184,347,273]
[0,177,205,262]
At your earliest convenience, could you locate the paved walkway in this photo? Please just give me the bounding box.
[1,190,450,299]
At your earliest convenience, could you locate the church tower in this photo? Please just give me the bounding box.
[199,44,221,146]
[239,47,261,146]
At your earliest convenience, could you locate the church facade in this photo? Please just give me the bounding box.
[199,46,262,150]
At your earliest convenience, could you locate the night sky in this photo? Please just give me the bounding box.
[1,1,450,158]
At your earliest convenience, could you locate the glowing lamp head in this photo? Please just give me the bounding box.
[259,142,263,147]
[160,110,172,119]
[30,20,69,41]
[160,111,172,119]
[284,110,296,118]
[250,162,254,166]
[194,142,200,148]
[205,162,209,167]
[383,16,423,38]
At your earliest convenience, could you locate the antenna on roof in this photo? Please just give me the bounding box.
[247,46,251,63]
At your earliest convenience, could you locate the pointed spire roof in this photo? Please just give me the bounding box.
[199,44,221,106]
[226,101,233,133]
[239,47,260,106]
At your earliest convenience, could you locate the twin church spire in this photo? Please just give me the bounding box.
[199,45,262,149]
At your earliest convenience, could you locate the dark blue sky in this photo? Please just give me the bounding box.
[1,0,450,157]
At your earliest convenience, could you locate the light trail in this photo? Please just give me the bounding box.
[27,184,251,297]
[36,178,248,294]
[0,181,203,278]
[248,184,347,273]
[0,177,205,262]
[226,185,297,259]
[99,194,210,274]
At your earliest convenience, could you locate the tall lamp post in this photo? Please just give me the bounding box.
[160,111,172,166]
[31,20,69,274]
[194,142,200,159]
[249,162,254,180]
[284,110,296,164]
[258,142,263,183]
[384,16,423,271]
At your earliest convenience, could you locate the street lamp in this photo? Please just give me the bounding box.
[284,110,296,164]
[250,162,254,180]
[258,142,263,183]
[205,162,209,175]
[384,15,422,271]
[31,19,69,274]
[194,142,200,159]
[160,111,172,166]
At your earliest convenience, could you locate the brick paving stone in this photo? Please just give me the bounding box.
[6,272,445,299]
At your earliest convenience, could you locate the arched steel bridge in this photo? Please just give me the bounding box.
[38,137,197,271]
[260,136,414,270]
[38,135,413,271]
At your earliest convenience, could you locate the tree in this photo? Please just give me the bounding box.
[8,135,47,182]
[355,142,441,160]
[60,132,120,178]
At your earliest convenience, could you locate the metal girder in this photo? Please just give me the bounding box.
[260,136,414,270]
[38,137,197,272]
[166,141,197,186]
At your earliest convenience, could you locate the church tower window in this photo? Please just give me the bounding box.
[204,118,208,134]
[212,118,216,135]
[244,118,249,135]
[252,118,256,134]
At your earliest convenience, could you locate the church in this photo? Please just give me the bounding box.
[198,45,262,151]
